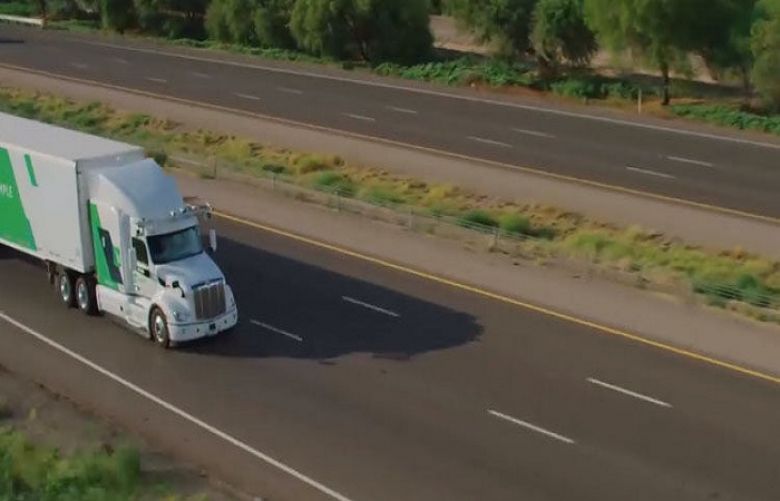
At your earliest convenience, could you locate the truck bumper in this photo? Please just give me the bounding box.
[168,307,238,343]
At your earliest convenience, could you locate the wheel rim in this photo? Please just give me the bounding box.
[77,281,89,310]
[59,276,71,303]
[153,313,167,343]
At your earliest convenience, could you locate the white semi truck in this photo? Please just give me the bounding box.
[0,113,237,347]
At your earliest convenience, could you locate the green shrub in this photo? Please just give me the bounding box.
[499,213,531,235]
[550,78,602,99]
[312,171,355,196]
[670,104,780,135]
[458,210,498,230]
[0,1,35,16]
[362,186,405,205]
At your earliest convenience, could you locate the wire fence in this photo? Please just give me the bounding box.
[166,152,780,315]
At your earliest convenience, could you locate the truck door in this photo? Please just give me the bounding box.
[131,237,157,299]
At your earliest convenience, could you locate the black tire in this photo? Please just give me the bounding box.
[150,308,171,349]
[75,276,98,316]
[57,270,75,308]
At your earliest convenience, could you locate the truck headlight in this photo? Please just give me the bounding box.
[172,310,188,322]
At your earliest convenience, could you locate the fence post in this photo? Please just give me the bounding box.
[336,190,341,212]
[637,89,643,114]
[271,172,277,190]
[408,207,414,229]
[212,157,218,179]
[492,227,500,250]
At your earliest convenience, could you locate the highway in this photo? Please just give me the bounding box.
[2,217,780,500]
[0,25,779,218]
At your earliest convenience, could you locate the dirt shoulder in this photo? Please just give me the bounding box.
[0,363,245,500]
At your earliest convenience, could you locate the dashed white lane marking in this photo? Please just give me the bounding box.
[587,378,672,408]
[191,71,212,79]
[343,113,376,122]
[467,136,513,148]
[386,106,418,115]
[0,312,349,501]
[512,128,556,139]
[626,166,676,180]
[666,156,714,168]
[342,296,400,318]
[112,57,129,64]
[488,409,575,445]
[145,77,168,84]
[70,62,88,69]
[250,320,303,342]
[234,93,261,101]
[277,86,303,95]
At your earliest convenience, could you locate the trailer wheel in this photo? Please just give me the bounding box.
[57,271,75,308]
[150,308,171,349]
[75,276,98,316]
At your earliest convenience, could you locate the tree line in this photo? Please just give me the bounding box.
[28,0,780,108]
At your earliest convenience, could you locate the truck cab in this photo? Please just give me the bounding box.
[86,158,237,347]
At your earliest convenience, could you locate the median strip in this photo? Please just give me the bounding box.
[1,86,777,326]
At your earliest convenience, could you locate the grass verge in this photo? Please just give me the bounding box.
[0,428,147,500]
[0,86,778,323]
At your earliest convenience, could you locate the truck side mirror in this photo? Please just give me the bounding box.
[208,229,217,253]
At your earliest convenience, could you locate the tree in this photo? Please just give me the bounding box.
[135,0,208,38]
[677,0,756,96]
[290,0,433,64]
[751,0,780,108]
[253,0,295,48]
[205,0,256,44]
[100,0,136,33]
[447,0,539,56]
[584,0,691,105]
[531,0,597,70]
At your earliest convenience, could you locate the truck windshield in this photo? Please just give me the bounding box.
[147,226,203,264]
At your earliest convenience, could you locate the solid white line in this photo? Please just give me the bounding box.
[250,320,303,342]
[667,156,714,168]
[0,312,348,501]
[467,136,513,148]
[343,113,376,122]
[145,77,167,84]
[488,409,575,445]
[79,40,780,150]
[342,296,400,318]
[626,166,676,180]
[512,128,555,139]
[234,92,261,101]
[277,86,303,95]
[386,106,418,115]
[587,378,672,408]
[191,71,212,79]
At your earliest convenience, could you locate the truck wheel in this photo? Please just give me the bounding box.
[150,308,171,349]
[57,271,75,308]
[75,276,98,316]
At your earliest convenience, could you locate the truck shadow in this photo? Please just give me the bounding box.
[182,235,482,362]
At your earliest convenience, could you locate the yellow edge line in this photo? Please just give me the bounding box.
[1,62,778,226]
[215,209,780,386]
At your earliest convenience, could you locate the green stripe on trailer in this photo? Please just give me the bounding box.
[88,203,122,290]
[24,154,38,187]
[0,147,36,251]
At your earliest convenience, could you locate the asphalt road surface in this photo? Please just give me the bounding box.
[0,25,778,218]
[2,217,780,500]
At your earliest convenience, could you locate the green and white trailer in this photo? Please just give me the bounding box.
[0,112,237,347]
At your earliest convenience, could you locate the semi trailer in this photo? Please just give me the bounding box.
[0,112,237,347]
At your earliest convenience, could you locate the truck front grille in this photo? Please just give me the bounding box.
[193,280,226,320]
